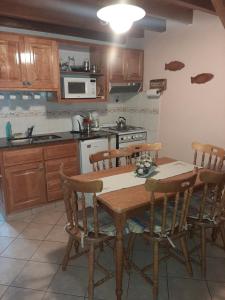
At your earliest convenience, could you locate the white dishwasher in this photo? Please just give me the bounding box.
[80,138,108,173]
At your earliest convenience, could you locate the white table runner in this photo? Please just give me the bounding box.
[97,161,196,195]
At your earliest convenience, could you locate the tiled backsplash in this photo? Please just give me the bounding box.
[0,92,160,142]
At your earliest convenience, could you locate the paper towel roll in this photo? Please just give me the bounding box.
[146,89,160,98]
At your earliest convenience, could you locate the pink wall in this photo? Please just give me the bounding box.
[143,11,225,163]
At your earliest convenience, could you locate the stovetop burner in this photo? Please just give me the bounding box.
[105,125,144,133]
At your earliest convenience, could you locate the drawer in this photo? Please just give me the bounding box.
[44,142,77,160]
[3,147,43,167]
[46,167,77,192]
[45,157,78,173]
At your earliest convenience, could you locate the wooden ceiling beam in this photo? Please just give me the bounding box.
[211,0,225,28]
[156,0,215,14]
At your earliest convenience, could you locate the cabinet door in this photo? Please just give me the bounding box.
[108,48,125,82]
[5,162,46,212]
[125,49,143,81]
[23,37,59,90]
[0,33,26,89]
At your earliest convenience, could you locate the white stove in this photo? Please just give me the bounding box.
[101,124,147,148]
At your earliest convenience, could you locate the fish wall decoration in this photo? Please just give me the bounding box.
[165,61,185,71]
[191,73,214,84]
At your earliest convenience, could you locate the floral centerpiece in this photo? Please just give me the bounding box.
[135,154,157,178]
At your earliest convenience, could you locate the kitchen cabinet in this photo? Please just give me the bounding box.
[1,140,80,214]
[0,32,59,91]
[5,162,46,212]
[0,33,25,89]
[108,48,143,82]
[44,142,79,202]
[108,48,125,82]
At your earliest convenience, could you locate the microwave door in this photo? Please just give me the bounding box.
[68,81,86,98]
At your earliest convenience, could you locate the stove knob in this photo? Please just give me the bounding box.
[123,136,127,140]
[121,137,123,141]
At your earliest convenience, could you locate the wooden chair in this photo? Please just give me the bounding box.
[89,148,132,171]
[127,171,197,300]
[128,143,162,163]
[188,170,225,278]
[60,165,116,300]
[192,142,225,171]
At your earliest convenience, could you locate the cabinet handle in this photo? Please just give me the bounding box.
[38,165,44,171]
[22,81,27,86]
[27,81,32,86]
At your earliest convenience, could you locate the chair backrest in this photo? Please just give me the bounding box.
[145,171,197,236]
[208,144,225,171]
[89,148,132,171]
[128,143,162,163]
[60,165,103,238]
[192,170,225,223]
[192,142,225,171]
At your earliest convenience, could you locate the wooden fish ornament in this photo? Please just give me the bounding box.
[191,73,214,84]
[165,61,185,71]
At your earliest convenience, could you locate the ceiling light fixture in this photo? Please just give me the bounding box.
[97,3,146,34]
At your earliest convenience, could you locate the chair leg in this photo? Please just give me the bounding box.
[200,227,206,279]
[180,235,193,276]
[152,240,159,300]
[62,236,73,271]
[88,243,95,300]
[219,224,225,251]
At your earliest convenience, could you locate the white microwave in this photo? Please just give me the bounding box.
[61,77,96,99]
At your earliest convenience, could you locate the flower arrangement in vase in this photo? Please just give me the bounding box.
[135,154,157,178]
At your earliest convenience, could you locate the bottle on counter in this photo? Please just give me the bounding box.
[5,121,12,140]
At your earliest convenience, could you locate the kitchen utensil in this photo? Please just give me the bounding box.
[83,60,90,72]
[116,116,127,130]
[72,115,84,132]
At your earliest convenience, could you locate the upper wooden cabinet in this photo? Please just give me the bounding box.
[0,33,25,89]
[108,48,143,82]
[0,33,59,91]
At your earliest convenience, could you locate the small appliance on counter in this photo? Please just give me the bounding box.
[71,114,84,133]
[89,111,100,131]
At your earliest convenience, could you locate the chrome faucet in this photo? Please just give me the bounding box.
[27,126,34,138]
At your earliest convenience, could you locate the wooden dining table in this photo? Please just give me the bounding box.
[71,157,202,300]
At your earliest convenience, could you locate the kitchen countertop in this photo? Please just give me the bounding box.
[0,130,115,150]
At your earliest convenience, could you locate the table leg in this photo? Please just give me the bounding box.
[115,214,126,300]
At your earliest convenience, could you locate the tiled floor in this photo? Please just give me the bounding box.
[0,204,225,300]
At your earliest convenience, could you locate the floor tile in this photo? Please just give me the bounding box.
[31,241,66,264]
[0,237,14,254]
[207,281,225,300]
[206,243,225,258]
[0,285,8,298]
[132,249,167,277]
[1,286,44,300]
[12,261,59,291]
[31,211,63,225]
[0,257,26,285]
[1,238,41,260]
[18,223,54,240]
[45,225,68,243]
[54,201,65,212]
[43,292,83,299]
[206,257,225,282]
[91,273,129,300]
[127,272,169,300]
[168,278,211,300]
[56,214,67,226]
[48,266,100,297]
[0,221,28,238]
[167,257,201,279]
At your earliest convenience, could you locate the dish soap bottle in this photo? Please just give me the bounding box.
[5,121,12,140]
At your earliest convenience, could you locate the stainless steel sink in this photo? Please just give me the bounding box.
[32,134,61,141]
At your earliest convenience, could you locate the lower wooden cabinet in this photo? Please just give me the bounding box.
[45,157,79,202]
[5,162,47,212]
